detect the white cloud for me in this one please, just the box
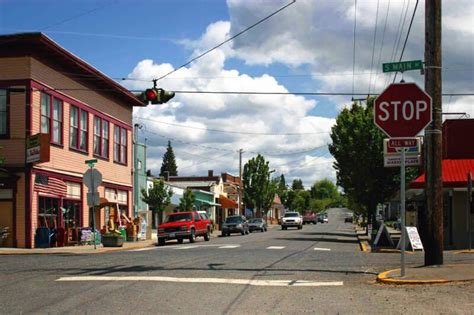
[127,0,472,188]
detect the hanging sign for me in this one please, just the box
[26,133,50,164]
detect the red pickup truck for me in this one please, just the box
[157,211,212,246]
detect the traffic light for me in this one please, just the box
[138,88,175,105]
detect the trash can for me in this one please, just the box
[35,227,51,248]
[119,227,127,242]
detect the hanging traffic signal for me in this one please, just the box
[138,88,175,105]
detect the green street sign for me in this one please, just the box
[383,60,423,73]
[85,159,98,168]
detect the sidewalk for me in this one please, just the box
[377,262,474,284]
[0,229,224,255]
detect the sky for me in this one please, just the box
[1,0,473,189]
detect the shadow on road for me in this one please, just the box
[299,232,357,238]
[273,237,359,244]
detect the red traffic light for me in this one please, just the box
[145,89,158,101]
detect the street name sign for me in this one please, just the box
[383,60,423,73]
[374,83,432,138]
[388,138,418,148]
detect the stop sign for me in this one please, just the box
[374,83,432,137]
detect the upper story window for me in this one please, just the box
[40,92,63,145]
[113,125,127,164]
[93,116,109,159]
[70,106,88,152]
[0,89,8,137]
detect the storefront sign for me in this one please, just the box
[26,134,50,164]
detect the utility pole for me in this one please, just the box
[424,0,443,266]
[239,149,243,215]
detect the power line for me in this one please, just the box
[372,0,391,93]
[134,116,330,136]
[154,0,296,82]
[352,0,357,100]
[393,0,420,83]
[368,0,381,95]
[385,0,408,87]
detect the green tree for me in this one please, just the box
[178,189,195,212]
[328,98,399,228]
[141,179,173,226]
[243,154,275,218]
[160,140,178,178]
[310,179,339,200]
[291,178,304,190]
[291,190,311,213]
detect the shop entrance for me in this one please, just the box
[0,201,14,247]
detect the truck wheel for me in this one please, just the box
[241,230,245,235]
[204,229,210,241]
[189,229,196,243]
[177,238,183,244]
[158,238,165,246]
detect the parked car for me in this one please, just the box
[281,212,303,230]
[248,218,267,232]
[221,215,249,236]
[197,210,214,233]
[157,211,212,246]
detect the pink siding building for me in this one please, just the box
[0,33,144,248]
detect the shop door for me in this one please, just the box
[0,201,14,247]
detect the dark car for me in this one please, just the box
[317,213,328,223]
[344,216,353,223]
[221,215,249,236]
[248,218,267,232]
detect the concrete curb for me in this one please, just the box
[453,250,474,254]
[376,268,474,285]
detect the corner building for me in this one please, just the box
[0,33,144,248]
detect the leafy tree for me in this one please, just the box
[160,140,178,178]
[141,179,173,226]
[243,154,275,218]
[310,179,339,200]
[310,198,331,212]
[328,98,399,228]
[178,189,195,212]
[273,174,288,206]
[291,178,304,190]
[291,190,311,213]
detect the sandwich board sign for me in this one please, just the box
[373,224,394,248]
[397,226,424,251]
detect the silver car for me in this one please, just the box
[248,218,268,232]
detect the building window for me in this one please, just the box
[114,126,127,164]
[70,106,88,152]
[93,116,109,159]
[0,89,7,137]
[41,93,63,145]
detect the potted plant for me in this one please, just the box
[101,230,124,247]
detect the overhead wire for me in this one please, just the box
[372,0,391,93]
[153,0,296,82]
[385,0,408,87]
[393,0,420,83]
[368,0,381,96]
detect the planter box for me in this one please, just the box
[101,235,124,247]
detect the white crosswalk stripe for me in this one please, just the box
[218,245,240,249]
[314,247,331,251]
[266,246,285,249]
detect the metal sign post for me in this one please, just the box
[468,172,472,251]
[400,148,406,277]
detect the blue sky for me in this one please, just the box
[1,0,473,188]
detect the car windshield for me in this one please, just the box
[225,216,242,223]
[249,219,262,223]
[165,213,192,223]
[284,213,299,217]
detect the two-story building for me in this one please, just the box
[0,33,144,248]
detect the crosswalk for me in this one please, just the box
[129,244,332,252]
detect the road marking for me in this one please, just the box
[174,245,200,250]
[218,245,240,249]
[267,246,285,249]
[56,276,343,287]
[314,247,331,251]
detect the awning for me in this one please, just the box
[195,198,221,206]
[410,159,474,189]
[219,195,238,209]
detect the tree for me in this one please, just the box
[328,98,399,229]
[160,140,178,178]
[243,154,275,218]
[310,179,339,200]
[141,179,173,226]
[291,190,311,213]
[178,189,195,212]
[291,178,304,190]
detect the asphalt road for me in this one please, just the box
[1,208,472,314]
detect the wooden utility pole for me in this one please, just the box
[239,149,243,215]
[424,0,443,266]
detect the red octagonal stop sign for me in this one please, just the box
[374,83,432,137]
